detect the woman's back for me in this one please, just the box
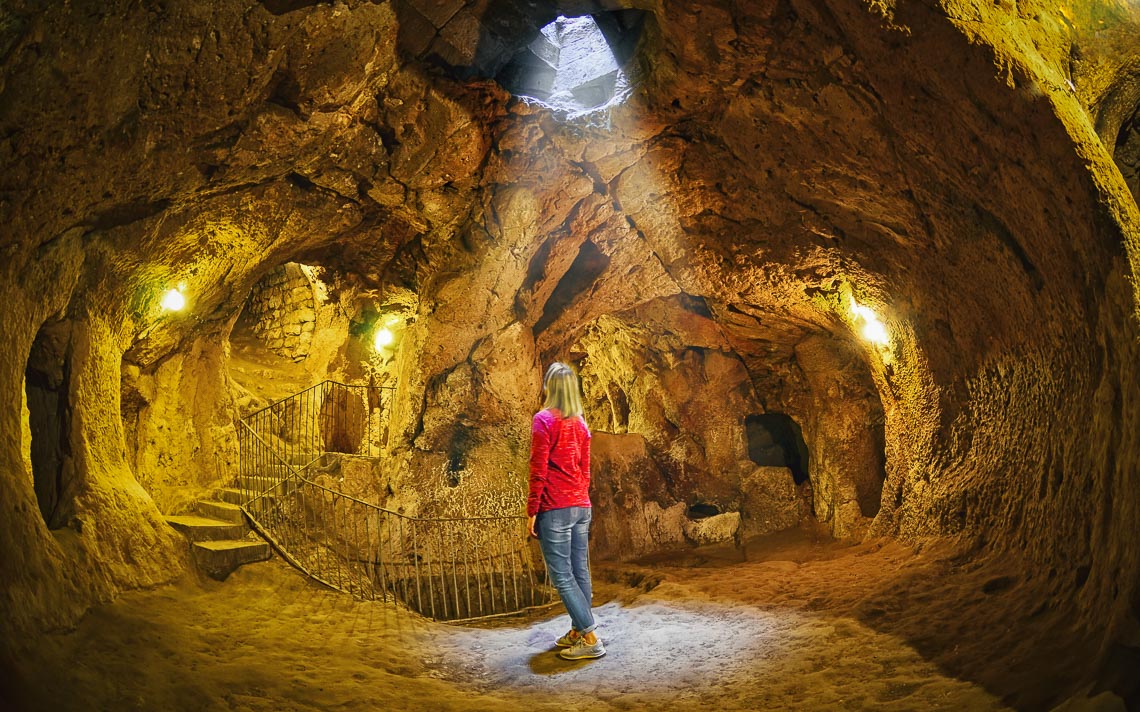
[528,408,591,515]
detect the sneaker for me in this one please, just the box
[558,637,605,660]
[555,630,580,648]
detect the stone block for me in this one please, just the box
[405,0,464,29]
[527,33,560,68]
[739,466,805,538]
[191,539,271,581]
[682,511,741,545]
[429,10,481,67]
[582,431,687,561]
[430,9,508,76]
[501,57,557,99]
[569,71,617,109]
[552,18,619,88]
[196,500,245,524]
[165,515,247,542]
[394,2,437,57]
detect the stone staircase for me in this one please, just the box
[165,481,273,580]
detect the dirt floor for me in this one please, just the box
[4,527,1089,711]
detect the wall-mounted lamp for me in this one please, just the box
[374,327,395,349]
[160,285,187,312]
[849,296,889,347]
[373,315,404,351]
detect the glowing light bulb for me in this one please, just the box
[374,327,394,349]
[862,320,889,346]
[160,288,186,312]
[849,296,890,347]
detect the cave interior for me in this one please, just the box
[3,0,1140,709]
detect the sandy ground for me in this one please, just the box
[5,528,1085,711]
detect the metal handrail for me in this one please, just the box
[237,420,318,500]
[233,380,555,621]
[266,466,532,524]
[242,379,387,421]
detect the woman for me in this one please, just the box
[527,362,604,660]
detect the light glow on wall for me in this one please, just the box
[374,327,395,349]
[849,296,890,347]
[160,286,187,312]
[373,316,403,351]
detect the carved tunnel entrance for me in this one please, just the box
[232,262,320,364]
[744,413,810,485]
[24,320,73,529]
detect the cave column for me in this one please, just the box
[794,333,888,539]
[0,231,84,637]
[61,307,186,573]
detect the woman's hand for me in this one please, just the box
[528,515,538,539]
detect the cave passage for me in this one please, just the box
[745,413,809,485]
[24,321,72,530]
[232,262,319,363]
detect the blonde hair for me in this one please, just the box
[543,362,584,419]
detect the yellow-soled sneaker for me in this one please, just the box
[558,638,605,660]
[556,630,580,648]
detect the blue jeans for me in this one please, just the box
[536,506,596,634]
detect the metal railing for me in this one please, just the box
[234,381,555,621]
[239,380,391,465]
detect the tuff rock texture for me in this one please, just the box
[2,0,1140,706]
[238,262,320,361]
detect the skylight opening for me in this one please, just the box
[497,11,645,123]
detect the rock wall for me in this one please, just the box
[122,334,239,516]
[794,333,886,539]
[576,311,759,506]
[2,233,189,644]
[240,263,318,362]
[589,431,687,560]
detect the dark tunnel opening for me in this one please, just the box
[744,413,810,486]
[1113,105,1140,205]
[534,239,610,334]
[24,321,73,530]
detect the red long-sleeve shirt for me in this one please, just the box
[527,409,591,517]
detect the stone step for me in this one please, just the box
[165,515,247,542]
[256,462,299,476]
[196,499,245,524]
[236,474,298,492]
[191,539,272,580]
[216,487,283,507]
[215,487,246,505]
